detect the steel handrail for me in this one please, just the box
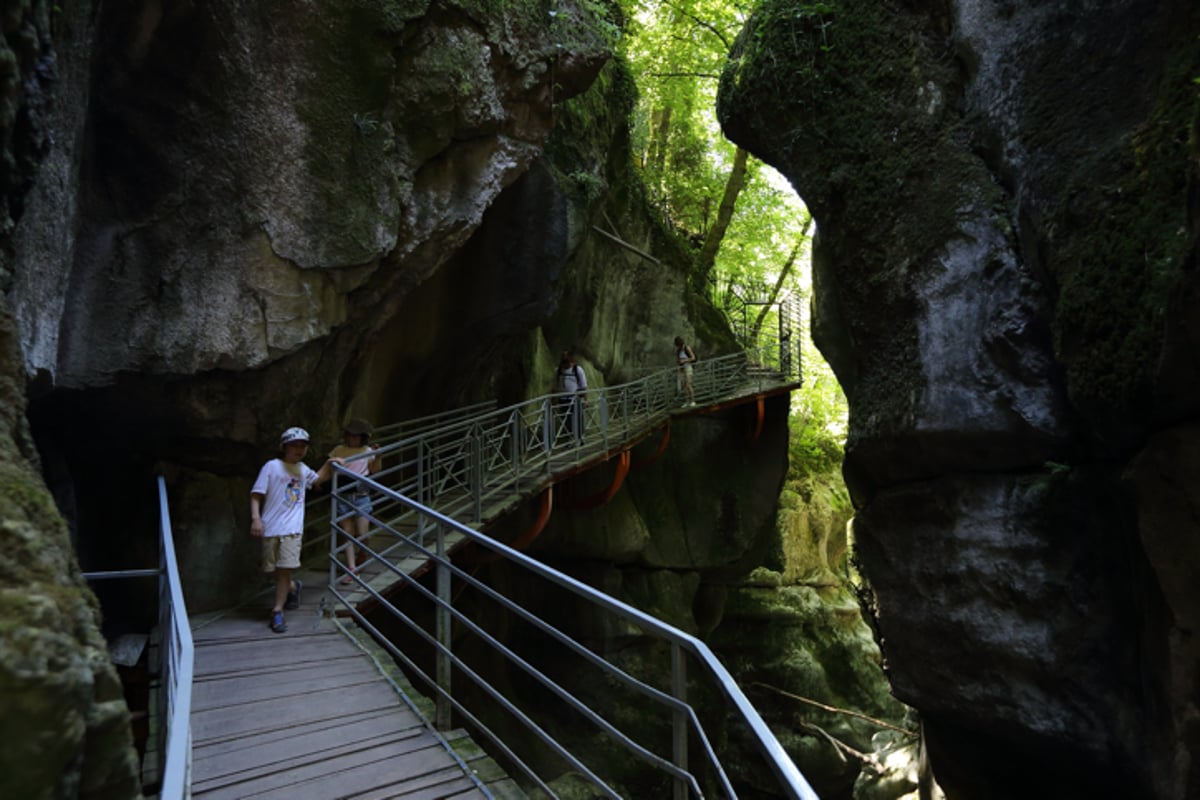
[156,476,194,800]
[82,478,194,799]
[319,349,792,583]
[371,350,772,485]
[328,469,819,800]
[313,348,787,567]
[372,400,498,444]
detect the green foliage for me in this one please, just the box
[621,0,847,488]
[622,0,751,233]
[788,360,848,486]
[1050,43,1200,429]
[621,0,813,297]
[567,169,606,199]
[352,111,380,136]
[554,0,625,52]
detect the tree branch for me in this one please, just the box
[664,0,733,50]
[751,681,919,738]
[749,214,813,341]
[648,70,723,80]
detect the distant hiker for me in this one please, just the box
[555,349,588,444]
[675,336,697,407]
[328,419,381,584]
[250,426,339,633]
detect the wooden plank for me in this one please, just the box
[196,738,477,800]
[192,707,405,766]
[189,609,491,799]
[192,660,381,707]
[109,633,148,666]
[192,680,412,744]
[256,750,481,800]
[193,726,424,793]
[342,765,483,800]
[194,651,371,687]
[194,631,362,676]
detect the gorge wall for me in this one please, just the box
[719,1,1200,799]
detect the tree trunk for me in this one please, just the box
[693,145,749,289]
[749,214,813,342]
[649,107,671,173]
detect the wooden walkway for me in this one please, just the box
[189,602,504,800]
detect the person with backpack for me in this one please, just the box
[675,336,697,407]
[555,349,587,444]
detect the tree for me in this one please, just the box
[622,0,847,444]
[694,144,749,288]
[750,212,812,342]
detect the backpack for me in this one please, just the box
[556,364,583,393]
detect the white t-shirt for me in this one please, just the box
[251,458,319,537]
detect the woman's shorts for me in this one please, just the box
[262,533,302,572]
[336,493,374,519]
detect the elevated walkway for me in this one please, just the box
[133,347,817,799]
[189,605,504,799]
[186,582,516,800]
[309,350,800,607]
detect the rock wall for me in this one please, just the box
[0,0,609,792]
[8,0,611,611]
[1,4,141,797]
[719,1,1200,798]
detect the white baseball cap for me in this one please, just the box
[279,426,310,446]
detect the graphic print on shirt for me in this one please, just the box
[285,477,303,508]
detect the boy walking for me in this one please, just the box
[250,426,339,633]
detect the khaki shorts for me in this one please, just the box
[262,533,302,572]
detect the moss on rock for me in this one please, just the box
[1049,42,1200,436]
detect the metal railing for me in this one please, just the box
[318,349,790,554]
[83,476,193,799]
[372,400,499,447]
[304,400,499,558]
[708,280,803,384]
[156,476,195,800]
[328,470,820,800]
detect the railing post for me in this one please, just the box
[416,439,427,547]
[329,472,340,584]
[542,397,553,469]
[511,411,522,491]
[156,518,170,789]
[435,519,452,731]
[672,641,688,800]
[621,386,629,437]
[598,389,607,449]
[471,424,483,523]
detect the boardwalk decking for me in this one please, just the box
[189,605,496,800]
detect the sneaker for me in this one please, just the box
[284,579,302,610]
[269,611,288,633]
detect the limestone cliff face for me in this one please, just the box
[1,4,141,798]
[12,0,609,387]
[9,0,611,611]
[719,1,1200,798]
[0,0,611,793]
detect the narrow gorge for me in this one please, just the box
[1,2,1197,799]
